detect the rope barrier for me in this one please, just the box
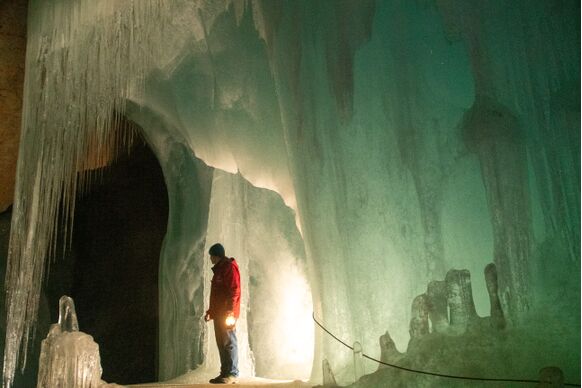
[312,312,581,387]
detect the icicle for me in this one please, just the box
[3,1,173,385]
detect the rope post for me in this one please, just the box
[353,341,364,383]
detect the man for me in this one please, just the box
[205,243,241,384]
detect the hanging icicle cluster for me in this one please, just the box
[2,1,173,386]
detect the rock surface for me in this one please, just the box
[0,0,27,212]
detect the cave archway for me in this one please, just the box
[45,138,168,384]
[123,102,315,383]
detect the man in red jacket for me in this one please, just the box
[205,243,241,384]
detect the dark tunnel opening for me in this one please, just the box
[45,139,168,384]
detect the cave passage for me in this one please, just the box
[46,141,168,384]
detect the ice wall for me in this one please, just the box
[4,0,579,386]
[202,170,313,380]
[125,101,215,380]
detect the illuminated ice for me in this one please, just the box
[37,297,102,388]
[355,265,578,387]
[2,0,579,386]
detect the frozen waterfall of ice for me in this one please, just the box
[3,0,579,386]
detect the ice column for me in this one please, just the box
[437,0,534,320]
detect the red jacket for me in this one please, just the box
[207,257,241,319]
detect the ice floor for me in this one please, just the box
[128,377,311,388]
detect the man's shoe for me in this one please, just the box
[209,375,238,384]
[209,375,223,384]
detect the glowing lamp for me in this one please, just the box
[225,315,236,327]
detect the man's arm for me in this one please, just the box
[224,262,241,314]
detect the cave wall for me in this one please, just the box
[0,0,27,212]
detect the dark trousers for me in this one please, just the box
[213,319,239,377]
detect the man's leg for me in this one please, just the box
[213,319,239,377]
[223,328,239,377]
[213,320,228,376]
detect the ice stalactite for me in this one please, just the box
[437,0,580,320]
[518,0,580,278]
[3,1,255,384]
[380,0,468,282]
[3,1,173,385]
[515,0,581,259]
[461,93,531,322]
[258,2,380,381]
[468,100,532,321]
[437,0,534,321]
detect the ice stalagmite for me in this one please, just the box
[484,263,505,329]
[352,265,577,387]
[37,296,102,388]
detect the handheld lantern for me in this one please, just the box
[225,315,236,327]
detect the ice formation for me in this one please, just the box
[3,0,579,386]
[347,264,578,387]
[37,296,101,388]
